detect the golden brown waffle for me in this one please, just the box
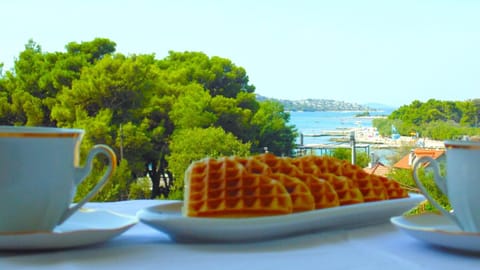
[184,157,293,217]
[338,162,388,202]
[233,156,272,175]
[293,172,340,209]
[252,153,278,168]
[337,161,407,200]
[236,156,315,213]
[375,175,409,199]
[352,174,388,202]
[183,153,410,218]
[253,154,340,209]
[253,153,299,176]
[293,155,345,175]
[315,172,364,205]
[290,155,317,174]
[269,173,315,212]
[294,155,393,202]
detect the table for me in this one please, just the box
[1,200,479,269]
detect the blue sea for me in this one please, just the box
[287,110,395,163]
[288,111,390,144]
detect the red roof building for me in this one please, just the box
[393,149,445,170]
[363,162,391,177]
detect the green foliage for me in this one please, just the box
[166,127,251,200]
[0,39,116,127]
[330,148,369,168]
[387,165,451,215]
[169,85,217,129]
[0,39,297,201]
[158,51,255,97]
[379,99,480,140]
[128,177,152,199]
[75,157,131,202]
[251,100,297,155]
[116,121,155,173]
[65,38,116,64]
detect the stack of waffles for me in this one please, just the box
[183,154,409,218]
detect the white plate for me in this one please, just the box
[137,193,424,242]
[0,208,138,251]
[391,213,480,252]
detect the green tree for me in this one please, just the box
[376,99,480,140]
[51,52,173,199]
[65,38,116,64]
[169,85,217,129]
[0,38,117,127]
[251,100,297,155]
[166,127,251,199]
[209,94,254,142]
[330,148,369,168]
[157,51,255,97]
[457,100,478,126]
[0,39,299,201]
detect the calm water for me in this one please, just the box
[287,110,394,163]
[288,111,389,145]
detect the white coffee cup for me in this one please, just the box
[0,126,117,233]
[413,140,480,233]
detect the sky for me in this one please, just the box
[2,0,480,107]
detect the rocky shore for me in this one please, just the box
[324,127,445,149]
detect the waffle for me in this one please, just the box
[352,175,388,202]
[253,154,339,209]
[333,159,407,200]
[292,155,345,175]
[315,172,364,205]
[269,173,315,212]
[290,155,318,175]
[293,172,340,209]
[235,156,315,212]
[253,153,279,168]
[233,156,272,175]
[338,162,388,202]
[184,157,293,217]
[291,156,358,205]
[294,155,394,202]
[183,153,410,218]
[375,175,409,199]
[253,153,299,175]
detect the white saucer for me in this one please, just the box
[391,213,480,252]
[138,193,424,242]
[0,208,138,251]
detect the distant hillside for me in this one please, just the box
[256,95,373,112]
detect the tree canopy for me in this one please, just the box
[373,99,480,140]
[0,38,297,200]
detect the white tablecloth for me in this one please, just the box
[1,200,479,270]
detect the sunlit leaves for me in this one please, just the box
[169,85,217,129]
[251,100,297,155]
[379,99,480,140]
[66,38,116,64]
[158,51,255,97]
[0,39,297,201]
[166,127,251,199]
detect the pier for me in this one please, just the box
[296,142,371,156]
[296,130,369,165]
[296,128,445,158]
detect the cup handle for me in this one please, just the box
[412,156,462,228]
[58,144,117,224]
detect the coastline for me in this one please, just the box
[300,127,445,149]
[291,111,445,155]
